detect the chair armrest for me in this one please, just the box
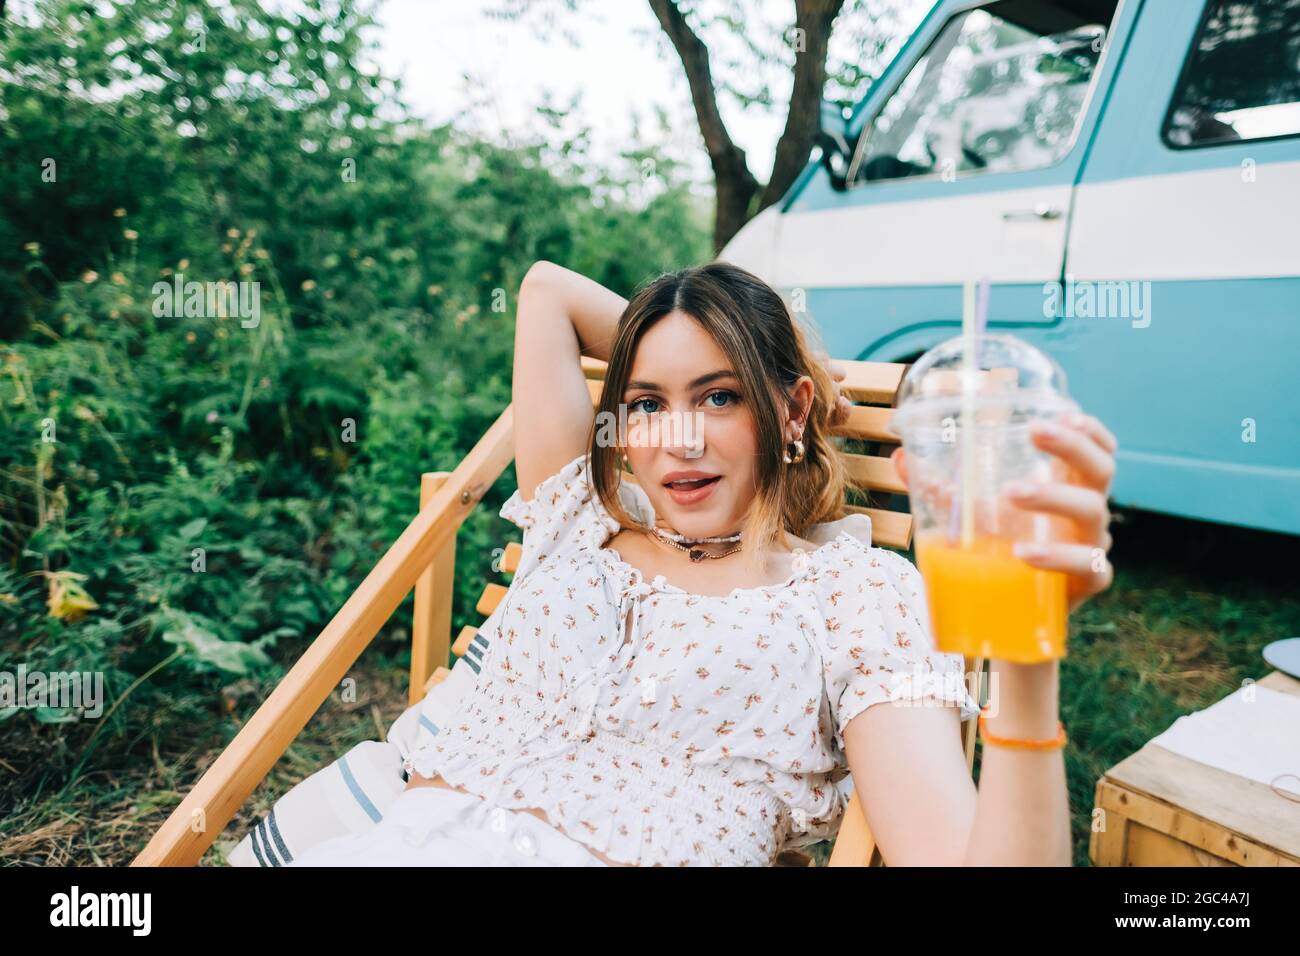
[133,410,517,865]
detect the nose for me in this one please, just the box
[662,410,706,460]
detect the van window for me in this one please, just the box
[1163,0,1300,148]
[848,0,1118,185]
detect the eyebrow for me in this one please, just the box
[624,370,738,392]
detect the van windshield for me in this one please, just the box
[850,0,1119,184]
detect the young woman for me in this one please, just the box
[291,260,1116,868]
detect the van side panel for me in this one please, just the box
[1069,0,1300,535]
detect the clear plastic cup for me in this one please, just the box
[889,333,1078,664]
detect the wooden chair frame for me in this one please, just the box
[133,356,981,867]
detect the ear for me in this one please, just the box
[787,375,815,433]
[890,446,910,488]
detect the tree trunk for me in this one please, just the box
[649,0,844,254]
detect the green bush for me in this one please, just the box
[0,0,710,801]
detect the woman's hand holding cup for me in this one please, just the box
[892,409,1118,614]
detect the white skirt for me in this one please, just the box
[286,784,611,867]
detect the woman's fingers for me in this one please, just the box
[1063,410,1118,455]
[833,395,852,425]
[891,446,910,488]
[1012,541,1114,595]
[813,351,850,424]
[1003,481,1111,546]
[812,350,847,381]
[1030,419,1116,492]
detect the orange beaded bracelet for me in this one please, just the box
[978,706,1067,751]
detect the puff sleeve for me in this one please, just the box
[498,451,613,583]
[814,544,982,754]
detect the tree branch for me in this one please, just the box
[760,0,845,213]
[646,0,759,251]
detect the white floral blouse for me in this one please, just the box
[404,451,980,867]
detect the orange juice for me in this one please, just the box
[914,530,1068,663]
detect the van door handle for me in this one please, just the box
[1002,203,1062,221]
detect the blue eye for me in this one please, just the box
[629,398,660,415]
[629,391,737,414]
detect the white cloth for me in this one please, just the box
[1149,684,1300,794]
[404,451,979,867]
[227,656,484,867]
[286,785,608,867]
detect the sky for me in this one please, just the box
[11,0,930,194]
[372,0,930,190]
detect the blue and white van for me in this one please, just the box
[722,0,1300,536]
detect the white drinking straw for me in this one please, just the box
[960,281,977,547]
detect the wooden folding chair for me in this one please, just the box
[133,356,982,867]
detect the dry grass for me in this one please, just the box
[0,642,411,867]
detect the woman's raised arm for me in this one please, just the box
[512,261,628,499]
[842,411,1117,865]
[842,660,1070,866]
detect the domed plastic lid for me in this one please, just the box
[890,333,1075,437]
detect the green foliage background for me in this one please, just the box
[0,0,710,838]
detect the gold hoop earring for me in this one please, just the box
[782,439,805,464]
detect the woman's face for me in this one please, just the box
[619,310,808,538]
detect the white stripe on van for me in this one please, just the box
[770,183,1073,287]
[1067,160,1300,281]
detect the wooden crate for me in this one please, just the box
[1090,670,1300,867]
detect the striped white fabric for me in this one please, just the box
[227,653,481,867]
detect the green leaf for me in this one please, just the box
[35,706,82,724]
[159,610,272,676]
[178,518,208,540]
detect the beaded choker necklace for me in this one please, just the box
[650,526,743,562]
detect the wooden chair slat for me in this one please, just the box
[838,361,907,405]
[833,405,897,442]
[423,665,452,696]
[842,452,906,495]
[452,625,477,659]
[502,541,523,574]
[826,792,883,867]
[475,582,508,617]
[848,505,913,551]
[917,366,1017,395]
[410,472,456,706]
